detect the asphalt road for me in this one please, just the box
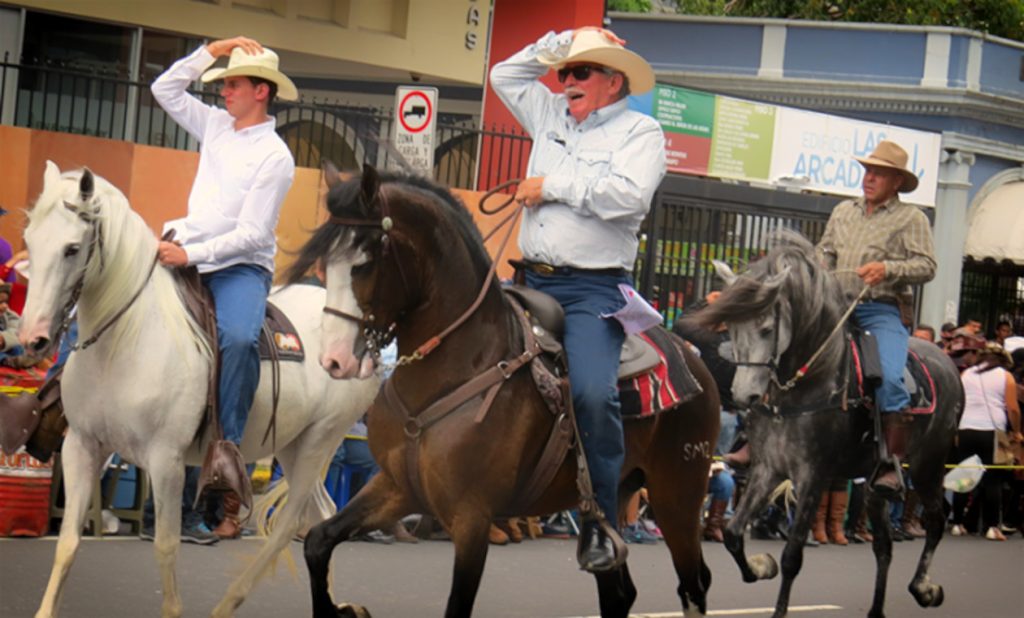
[1,533,1020,617]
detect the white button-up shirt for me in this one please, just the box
[152,46,295,274]
[490,31,667,270]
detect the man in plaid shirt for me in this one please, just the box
[816,140,936,498]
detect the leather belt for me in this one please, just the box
[522,260,626,278]
[859,297,899,307]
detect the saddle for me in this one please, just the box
[172,266,307,511]
[848,330,936,415]
[504,284,701,417]
[0,367,65,462]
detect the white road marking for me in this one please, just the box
[566,605,843,618]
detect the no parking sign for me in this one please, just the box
[393,86,438,177]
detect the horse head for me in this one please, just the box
[19,162,106,354]
[704,259,793,408]
[696,231,845,408]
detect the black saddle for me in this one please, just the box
[849,329,936,414]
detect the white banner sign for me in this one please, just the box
[769,108,942,206]
[393,86,438,178]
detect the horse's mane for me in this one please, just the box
[27,169,211,363]
[287,171,492,285]
[695,230,846,361]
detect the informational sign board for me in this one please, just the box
[393,86,438,178]
[631,84,941,206]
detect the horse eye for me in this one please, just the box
[352,262,374,276]
[64,244,81,258]
[759,326,774,337]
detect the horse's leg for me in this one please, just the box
[866,491,895,618]
[441,511,493,618]
[304,473,409,618]
[723,463,783,584]
[594,564,639,618]
[770,482,824,618]
[147,451,187,618]
[906,473,946,608]
[35,433,108,618]
[212,435,338,618]
[647,463,709,616]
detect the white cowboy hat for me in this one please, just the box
[538,30,655,95]
[201,47,298,101]
[853,140,919,193]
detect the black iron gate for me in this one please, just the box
[959,260,1024,335]
[635,174,838,329]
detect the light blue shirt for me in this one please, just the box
[490,31,667,270]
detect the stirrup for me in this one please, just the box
[869,457,905,499]
[575,512,628,574]
[196,440,252,517]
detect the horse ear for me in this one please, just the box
[360,164,380,212]
[44,160,61,190]
[79,168,95,203]
[322,160,342,189]
[712,260,738,286]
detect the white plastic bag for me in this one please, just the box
[943,454,985,493]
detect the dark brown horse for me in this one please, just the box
[287,165,720,618]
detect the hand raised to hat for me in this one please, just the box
[206,36,264,59]
[573,27,626,46]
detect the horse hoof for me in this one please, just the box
[747,553,779,580]
[336,604,372,618]
[910,582,944,608]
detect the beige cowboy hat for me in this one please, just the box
[538,30,655,95]
[201,47,298,101]
[853,140,919,193]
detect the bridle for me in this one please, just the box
[53,198,159,354]
[732,283,870,398]
[321,179,524,368]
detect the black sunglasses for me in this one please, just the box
[557,64,611,83]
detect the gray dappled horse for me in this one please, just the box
[693,231,962,618]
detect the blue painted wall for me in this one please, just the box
[947,35,971,87]
[783,28,926,84]
[981,40,1024,98]
[969,155,1019,204]
[612,19,762,76]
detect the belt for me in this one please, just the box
[521,261,627,278]
[859,297,899,307]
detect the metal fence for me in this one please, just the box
[0,55,531,190]
[959,261,1024,335]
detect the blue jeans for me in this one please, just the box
[709,468,735,502]
[854,302,910,413]
[525,269,629,525]
[202,264,272,444]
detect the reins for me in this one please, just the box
[72,252,160,352]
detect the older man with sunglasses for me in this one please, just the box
[490,28,666,573]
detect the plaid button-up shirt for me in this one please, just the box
[816,196,936,302]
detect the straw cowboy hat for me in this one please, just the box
[538,30,655,95]
[854,140,919,193]
[201,47,298,101]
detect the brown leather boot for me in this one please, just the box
[197,440,252,515]
[854,509,874,543]
[212,491,243,540]
[488,523,509,545]
[702,499,728,542]
[872,413,910,498]
[827,490,850,545]
[391,521,418,544]
[902,490,926,538]
[812,493,829,544]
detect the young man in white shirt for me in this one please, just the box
[151,37,297,529]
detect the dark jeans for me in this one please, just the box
[952,429,1002,531]
[525,269,629,525]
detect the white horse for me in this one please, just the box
[18,162,380,618]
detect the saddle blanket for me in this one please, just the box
[619,327,702,419]
[848,339,936,415]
